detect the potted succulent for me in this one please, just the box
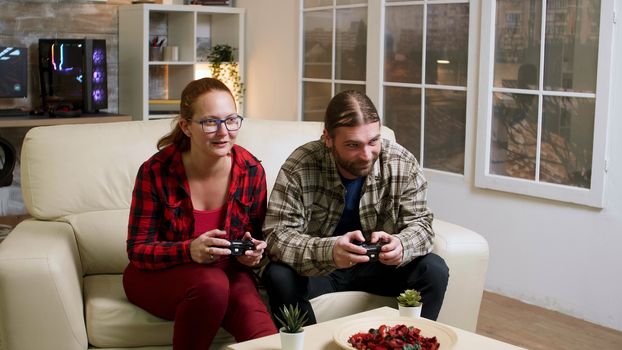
[397,289,423,318]
[206,44,244,105]
[276,304,308,350]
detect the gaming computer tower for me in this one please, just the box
[38,38,108,116]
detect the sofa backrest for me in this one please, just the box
[20,118,395,275]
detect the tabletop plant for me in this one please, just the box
[397,289,422,307]
[276,303,309,333]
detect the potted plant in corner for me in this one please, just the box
[276,304,308,350]
[397,289,423,318]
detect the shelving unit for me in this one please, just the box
[119,4,245,121]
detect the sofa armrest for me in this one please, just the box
[0,220,87,350]
[432,219,489,332]
[308,220,489,332]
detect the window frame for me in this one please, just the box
[474,0,615,208]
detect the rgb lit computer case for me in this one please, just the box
[38,38,107,114]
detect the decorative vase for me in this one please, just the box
[398,304,423,318]
[279,328,305,350]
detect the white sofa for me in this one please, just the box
[0,118,489,350]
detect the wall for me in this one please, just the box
[239,0,622,332]
[427,0,622,332]
[236,0,299,121]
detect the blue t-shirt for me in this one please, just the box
[333,176,364,236]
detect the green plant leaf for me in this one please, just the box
[276,304,308,333]
[396,289,422,307]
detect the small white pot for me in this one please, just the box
[398,304,423,318]
[279,328,305,350]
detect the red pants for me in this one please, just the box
[123,261,277,349]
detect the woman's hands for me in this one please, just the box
[235,231,266,267]
[190,229,230,264]
[190,230,266,267]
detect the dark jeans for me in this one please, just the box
[262,253,449,326]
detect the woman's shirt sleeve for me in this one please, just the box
[126,161,192,270]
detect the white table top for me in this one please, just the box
[226,306,526,350]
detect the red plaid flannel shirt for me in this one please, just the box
[127,144,267,270]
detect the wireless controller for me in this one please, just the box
[352,240,387,262]
[229,239,255,256]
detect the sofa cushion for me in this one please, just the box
[65,210,130,275]
[20,118,393,220]
[309,291,395,323]
[21,120,171,220]
[84,274,234,348]
[84,274,397,348]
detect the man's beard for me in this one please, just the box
[332,147,378,177]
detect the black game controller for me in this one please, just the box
[229,239,256,256]
[352,240,387,262]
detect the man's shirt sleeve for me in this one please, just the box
[263,165,338,276]
[394,160,435,265]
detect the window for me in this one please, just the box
[299,0,612,206]
[475,0,614,207]
[383,0,470,174]
[301,0,368,121]
[299,0,472,175]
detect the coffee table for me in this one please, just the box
[226,306,526,350]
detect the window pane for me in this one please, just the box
[303,82,332,121]
[335,83,365,94]
[540,96,594,188]
[426,3,469,86]
[424,89,466,173]
[543,0,600,93]
[494,0,542,89]
[304,0,332,8]
[490,91,538,180]
[384,86,422,160]
[335,7,367,81]
[385,5,423,84]
[304,10,333,79]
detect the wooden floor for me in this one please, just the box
[476,291,622,350]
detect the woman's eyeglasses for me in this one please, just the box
[193,114,244,133]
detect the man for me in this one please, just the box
[262,90,449,325]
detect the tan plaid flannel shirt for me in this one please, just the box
[263,138,434,276]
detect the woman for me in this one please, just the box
[123,78,277,349]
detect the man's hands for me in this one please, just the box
[332,230,403,268]
[370,231,403,266]
[333,231,369,269]
[190,230,266,267]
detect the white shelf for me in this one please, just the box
[119,4,245,121]
[148,61,195,65]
